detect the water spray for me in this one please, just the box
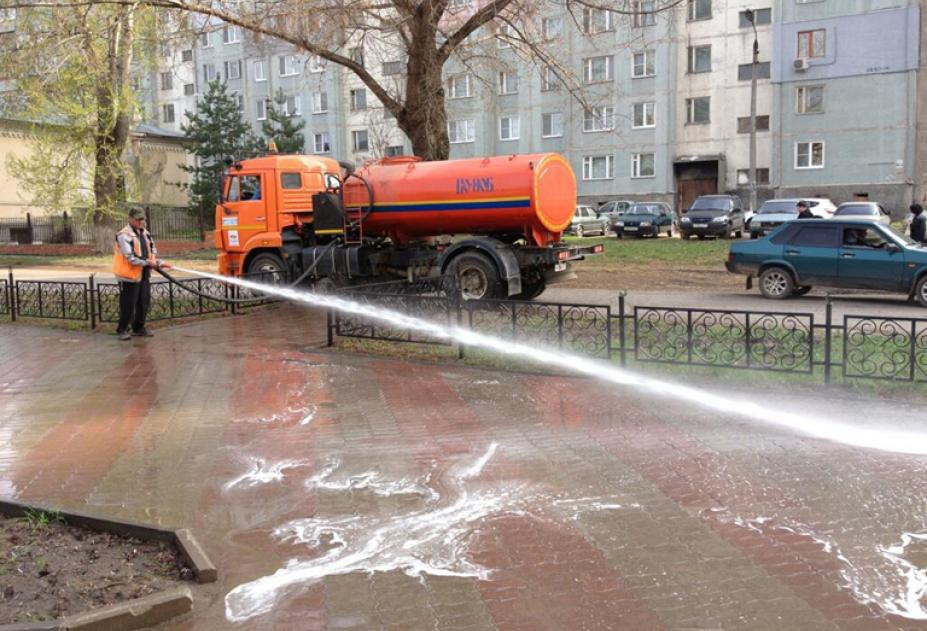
[173,266,927,456]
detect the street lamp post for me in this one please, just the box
[744,9,759,214]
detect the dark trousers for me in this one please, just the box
[117,277,150,334]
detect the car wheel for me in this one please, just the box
[915,275,927,307]
[682,234,691,240]
[667,227,673,238]
[793,285,812,297]
[576,225,585,237]
[697,235,706,240]
[759,267,795,300]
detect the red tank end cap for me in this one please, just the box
[534,156,577,232]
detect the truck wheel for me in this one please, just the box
[759,267,794,300]
[450,252,503,301]
[247,252,286,284]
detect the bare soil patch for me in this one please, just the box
[0,513,192,625]
[561,263,741,292]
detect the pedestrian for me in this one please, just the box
[910,203,926,244]
[796,200,815,219]
[112,207,171,341]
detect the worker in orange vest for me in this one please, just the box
[112,207,171,340]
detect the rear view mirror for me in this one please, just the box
[886,243,901,253]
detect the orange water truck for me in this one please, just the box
[215,152,602,299]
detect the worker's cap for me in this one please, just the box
[128,207,146,220]
[796,200,808,208]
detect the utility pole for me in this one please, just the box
[745,9,759,214]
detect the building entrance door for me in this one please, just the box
[674,159,721,212]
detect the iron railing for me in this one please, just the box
[0,206,201,245]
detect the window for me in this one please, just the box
[632,102,655,129]
[540,66,559,92]
[631,153,655,178]
[313,132,331,153]
[632,50,655,78]
[199,31,212,47]
[582,8,614,34]
[687,45,711,73]
[283,95,300,117]
[583,106,615,132]
[181,49,193,62]
[349,46,364,67]
[499,71,518,94]
[223,25,240,44]
[797,29,825,58]
[583,55,613,83]
[632,0,655,27]
[386,145,404,157]
[796,85,824,114]
[279,55,298,76]
[686,97,710,124]
[254,60,266,81]
[795,141,824,169]
[281,173,302,189]
[542,112,563,138]
[499,116,519,141]
[256,99,268,120]
[687,0,711,21]
[227,175,261,201]
[312,91,328,113]
[737,62,770,80]
[161,104,175,124]
[447,74,471,99]
[737,115,770,133]
[736,168,770,185]
[382,61,403,75]
[350,88,367,110]
[542,16,562,39]
[449,119,475,143]
[582,155,614,180]
[224,60,241,80]
[160,72,173,91]
[203,63,218,82]
[183,83,195,96]
[309,56,325,73]
[352,130,369,152]
[790,226,837,248]
[739,8,771,27]
[497,22,516,48]
[233,92,243,111]
[842,226,887,249]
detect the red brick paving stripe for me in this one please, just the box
[528,375,901,630]
[372,361,666,631]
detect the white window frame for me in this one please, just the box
[447,74,471,99]
[795,141,825,170]
[159,72,172,91]
[583,55,613,83]
[687,0,712,21]
[283,95,301,117]
[254,60,266,82]
[309,56,326,73]
[582,155,614,180]
[499,116,520,141]
[223,25,240,44]
[583,106,615,132]
[448,119,475,144]
[203,63,218,82]
[631,153,655,178]
[313,132,331,154]
[256,99,268,120]
[541,112,563,138]
[199,31,212,48]
[350,88,367,111]
[582,8,614,34]
[352,129,369,153]
[225,60,241,80]
[632,0,656,27]
[498,71,519,94]
[279,55,298,77]
[497,22,516,48]
[686,96,710,124]
[632,102,655,129]
[312,91,328,114]
[796,85,824,114]
[542,16,562,39]
[161,103,175,124]
[632,50,655,78]
[687,45,711,74]
[540,66,559,92]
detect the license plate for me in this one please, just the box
[554,262,566,272]
[694,223,708,228]
[625,227,638,231]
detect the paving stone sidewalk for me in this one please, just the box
[1,306,926,630]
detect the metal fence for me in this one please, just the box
[0,206,202,245]
[329,280,927,384]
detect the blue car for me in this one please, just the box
[725,219,927,306]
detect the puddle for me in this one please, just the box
[224,457,310,491]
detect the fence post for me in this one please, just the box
[26,212,33,244]
[618,292,627,367]
[824,293,832,385]
[8,267,15,322]
[326,309,334,347]
[88,274,96,330]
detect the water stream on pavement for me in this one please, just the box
[173,267,927,622]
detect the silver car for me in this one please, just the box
[570,205,609,237]
[834,202,891,225]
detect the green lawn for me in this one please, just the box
[0,249,220,268]
[563,235,730,267]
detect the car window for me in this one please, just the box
[770,224,801,244]
[835,205,875,216]
[842,226,888,248]
[789,226,838,248]
[758,201,799,214]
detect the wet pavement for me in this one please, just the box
[3,305,927,630]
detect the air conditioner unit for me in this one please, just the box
[793,57,810,71]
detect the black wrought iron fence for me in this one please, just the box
[0,206,201,245]
[0,278,9,316]
[843,315,927,382]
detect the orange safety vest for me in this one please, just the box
[112,225,156,282]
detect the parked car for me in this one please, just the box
[596,199,634,232]
[726,218,927,305]
[570,205,609,237]
[833,202,891,224]
[614,203,675,238]
[747,198,837,238]
[678,194,745,239]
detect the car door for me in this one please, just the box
[837,225,906,290]
[783,224,839,284]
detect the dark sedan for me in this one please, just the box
[726,219,927,305]
[613,203,675,238]
[679,195,745,240]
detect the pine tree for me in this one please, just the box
[261,89,305,154]
[180,80,263,220]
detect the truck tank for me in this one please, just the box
[342,153,576,247]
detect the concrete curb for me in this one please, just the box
[0,500,217,630]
